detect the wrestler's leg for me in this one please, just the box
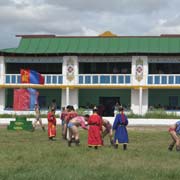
[32,119,38,131]
[72,126,80,146]
[169,130,179,151]
[109,129,114,145]
[102,130,108,138]
[68,127,72,147]
[63,123,67,139]
[39,119,45,131]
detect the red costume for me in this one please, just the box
[47,111,56,138]
[88,114,103,147]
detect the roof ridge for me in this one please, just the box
[16,35,180,38]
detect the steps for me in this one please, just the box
[7,117,33,131]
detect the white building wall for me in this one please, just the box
[131,89,140,114]
[61,89,79,109]
[0,56,5,111]
[142,89,148,114]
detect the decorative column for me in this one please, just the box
[0,56,5,112]
[131,56,148,115]
[139,87,142,115]
[61,56,79,108]
[66,87,69,106]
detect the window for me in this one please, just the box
[169,96,178,109]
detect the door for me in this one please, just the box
[99,97,120,116]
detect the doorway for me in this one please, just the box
[99,97,120,116]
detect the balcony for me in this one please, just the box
[148,74,180,85]
[4,74,180,86]
[78,74,131,84]
[5,74,63,84]
[5,74,131,85]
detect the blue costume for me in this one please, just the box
[113,113,128,144]
[175,121,180,135]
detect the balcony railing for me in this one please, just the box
[147,74,180,85]
[4,74,180,86]
[4,74,131,85]
[5,74,63,84]
[78,74,131,84]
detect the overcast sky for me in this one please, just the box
[0,0,180,49]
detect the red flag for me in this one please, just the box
[13,89,30,110]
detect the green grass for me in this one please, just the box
[0,126,180,180]
[128,109,180,119]
[1,108,180,119]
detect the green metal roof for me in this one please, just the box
[2,35,180,55]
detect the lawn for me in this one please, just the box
[0,126,179,180]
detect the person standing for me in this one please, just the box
[114,102,120,116]
[88,107,103,149]
[47,107,56,141]
[113,106,129,150]
[32,104,45,132]
[168,121,180,151]
[49,99,57,112]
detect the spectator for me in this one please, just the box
[32,104,45,132]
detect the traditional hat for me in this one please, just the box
[93,106,98,112]
[51,107,55,111]
[119,106,124,111]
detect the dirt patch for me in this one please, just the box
[0,124,8,129]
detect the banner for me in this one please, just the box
[13,89,30,110]
[28,88,39,110]
[13,88,39,110]
[20,69,44,84]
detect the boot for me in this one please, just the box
[114,144,118,149]
[94,146,98,150]
[42,126,45,132]
[49,137,56,141]
[168,144,174,151]
[75,139,80,146]
[176,145,180,151]
[68,140,72,147]
[110,140,114,146]
[31,127,35,132]
[168,142,175,151]
[123,144,127,150]
[71,136,75,143]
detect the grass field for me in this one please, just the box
[0,126,180,180]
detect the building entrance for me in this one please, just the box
[99,97,120,116]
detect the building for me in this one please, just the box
[1,32,180,116]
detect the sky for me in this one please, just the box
[0,0,180,49]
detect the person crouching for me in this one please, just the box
[168,121,180,151]
[67,115,89,147]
